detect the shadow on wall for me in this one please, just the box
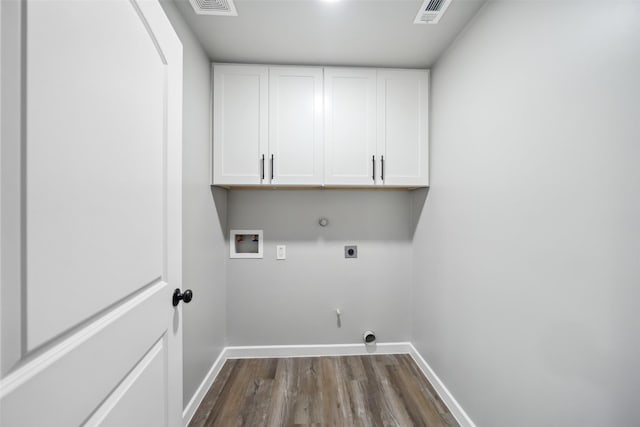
[410,187,430,239]
[210,186,228,237]
[226,189,417,243]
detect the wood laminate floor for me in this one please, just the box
[189,354,459,427]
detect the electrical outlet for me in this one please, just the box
[344,245,357,258]
[276,245,286,260]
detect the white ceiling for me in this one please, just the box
[174,0,487,68]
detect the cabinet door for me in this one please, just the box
[269,66,323,185]
[213,64,268,185]
[324,68,377,186]
[377,69,429,187]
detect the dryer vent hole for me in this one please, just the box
[363,331,376,344]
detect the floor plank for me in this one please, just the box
[189,354,460,427]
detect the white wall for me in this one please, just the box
[412,2,640,426]
[227,190,413,345]
[159,0,228,409]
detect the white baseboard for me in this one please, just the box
[182,348,228,426]
[224,342,412,359]
[408,344,477,427]
[182,342,475,427]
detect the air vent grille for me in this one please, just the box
[414,0,452,24]
[188,0,238,16]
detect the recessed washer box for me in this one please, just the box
[230,230,263,259]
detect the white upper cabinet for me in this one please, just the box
[268,66,324,186]
[377,69,429,187]
[213,64,268,185]
[324,68,378,186]
[212,64,429,188]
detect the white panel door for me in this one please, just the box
[377,69,430,187]
[0,1,184,425]
[269,66,323,186]
[324,68,377,186]
[213,64,268,186]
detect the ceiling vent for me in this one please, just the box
[188,0,238,16]
[414,0,452,24]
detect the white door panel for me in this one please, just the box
[88,334,167,427]
[324,68,377,186]
[1,0,23,375]
[26,0,166,350]
[0,283,168,426]
[269,67,323,185]
[1,0,183,425]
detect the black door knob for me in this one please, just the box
[173,288,193,307]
